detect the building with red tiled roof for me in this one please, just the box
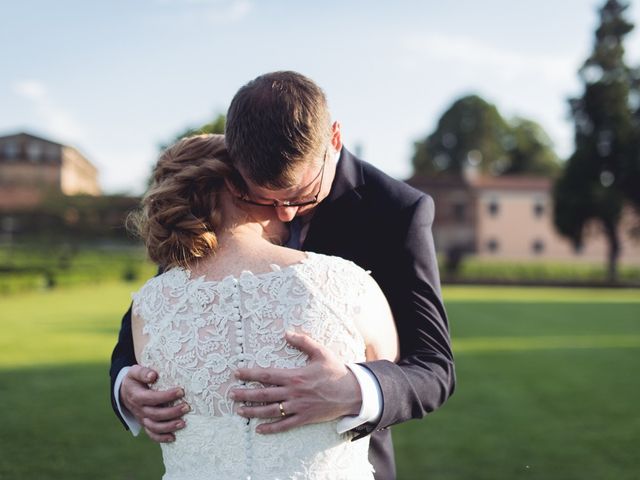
[407,171,640,266]
[0,132,100,210]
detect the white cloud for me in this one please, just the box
[13,79,47,100]
[12,79,87,142]
[396,32,585,159]
[154,0,252,24]
[207,0,251,23]
[399,31,575,85]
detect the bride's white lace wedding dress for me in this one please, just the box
[132,252,377,480]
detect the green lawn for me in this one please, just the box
[0,284,638,479]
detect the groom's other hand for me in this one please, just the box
[121,365,189,443]
[232,331,362,434]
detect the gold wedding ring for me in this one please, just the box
[278,402,287,417]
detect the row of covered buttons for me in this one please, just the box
[231,279,254,472]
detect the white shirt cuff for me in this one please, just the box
[114,366,142,436]
[336,363,383,434]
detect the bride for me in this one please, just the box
[128,134,398,479]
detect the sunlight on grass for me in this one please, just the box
[1,282,638,479]
[0,282,142,368]
[443,286,640,303]
[1,282,638,368]
[454,334,640,353]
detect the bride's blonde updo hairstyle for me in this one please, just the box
[129,134,233,269]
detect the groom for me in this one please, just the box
[110,71,455,479]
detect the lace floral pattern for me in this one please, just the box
[132,252,375,479]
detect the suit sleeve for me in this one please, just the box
[109,303,137,429]
[353,194,455,438]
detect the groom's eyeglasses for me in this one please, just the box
[236,148,327,208]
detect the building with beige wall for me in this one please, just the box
[408,173,640,266]
[0,132,100,210]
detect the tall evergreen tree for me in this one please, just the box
[622,65,640,208]
[554,0,636,282]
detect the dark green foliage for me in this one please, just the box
[1,193,141,246]
[0,246,156,295]
[160,113,226,151]
[506,118,562,176]
[149,113,227,187]
[412,96,560,177]
[622,65,640,208]
[554,0,638,281]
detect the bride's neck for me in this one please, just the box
[217,222,268,246]
[215,192,285,249]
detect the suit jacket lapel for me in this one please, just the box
[324,148,364,204]
[303,148,364,251]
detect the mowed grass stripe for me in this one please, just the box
[443,285,640,302]
[1,283,638,367]
[454,334,640,353]
[0,282,142,368]
[0,282,638,479]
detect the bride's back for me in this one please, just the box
[132,251,377,480]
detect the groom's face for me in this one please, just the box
[238,149,337,223]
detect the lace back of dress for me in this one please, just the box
[132,253,374,480]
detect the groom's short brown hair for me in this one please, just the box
[225,71,331,189]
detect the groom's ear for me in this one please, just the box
[224,177,243,198]
[330,121,342,152]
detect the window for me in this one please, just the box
[487,238,499,253]
[3,142,19,160]
[45,145,59,162]
[453,203,466,223]
[532,239,545,255]
[27,142,43,162]
[488,198,499,217]
[533,197,545,218]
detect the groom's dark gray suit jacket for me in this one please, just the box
[110,148,456,480]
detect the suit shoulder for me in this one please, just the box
[358,158,432,210]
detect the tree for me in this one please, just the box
[412,95,511,175]
[412,95,560,177]
[149,113,227,186]
[160,113,226,150]
[554,0,636,282]
[621,65,640,209]
[505,118,561,176]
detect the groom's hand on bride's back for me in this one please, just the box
[121,365,190,443]
[231,332,362,434]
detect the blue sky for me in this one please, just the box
[2,0,639,194]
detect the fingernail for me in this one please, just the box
[176,388,185,398]
[229,392,236,400]
[181,404,190,413]
[177,421,185,429]
[147,372,155,381]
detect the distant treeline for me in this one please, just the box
[0,193,141,245]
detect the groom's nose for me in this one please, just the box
[274,206,299,222]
